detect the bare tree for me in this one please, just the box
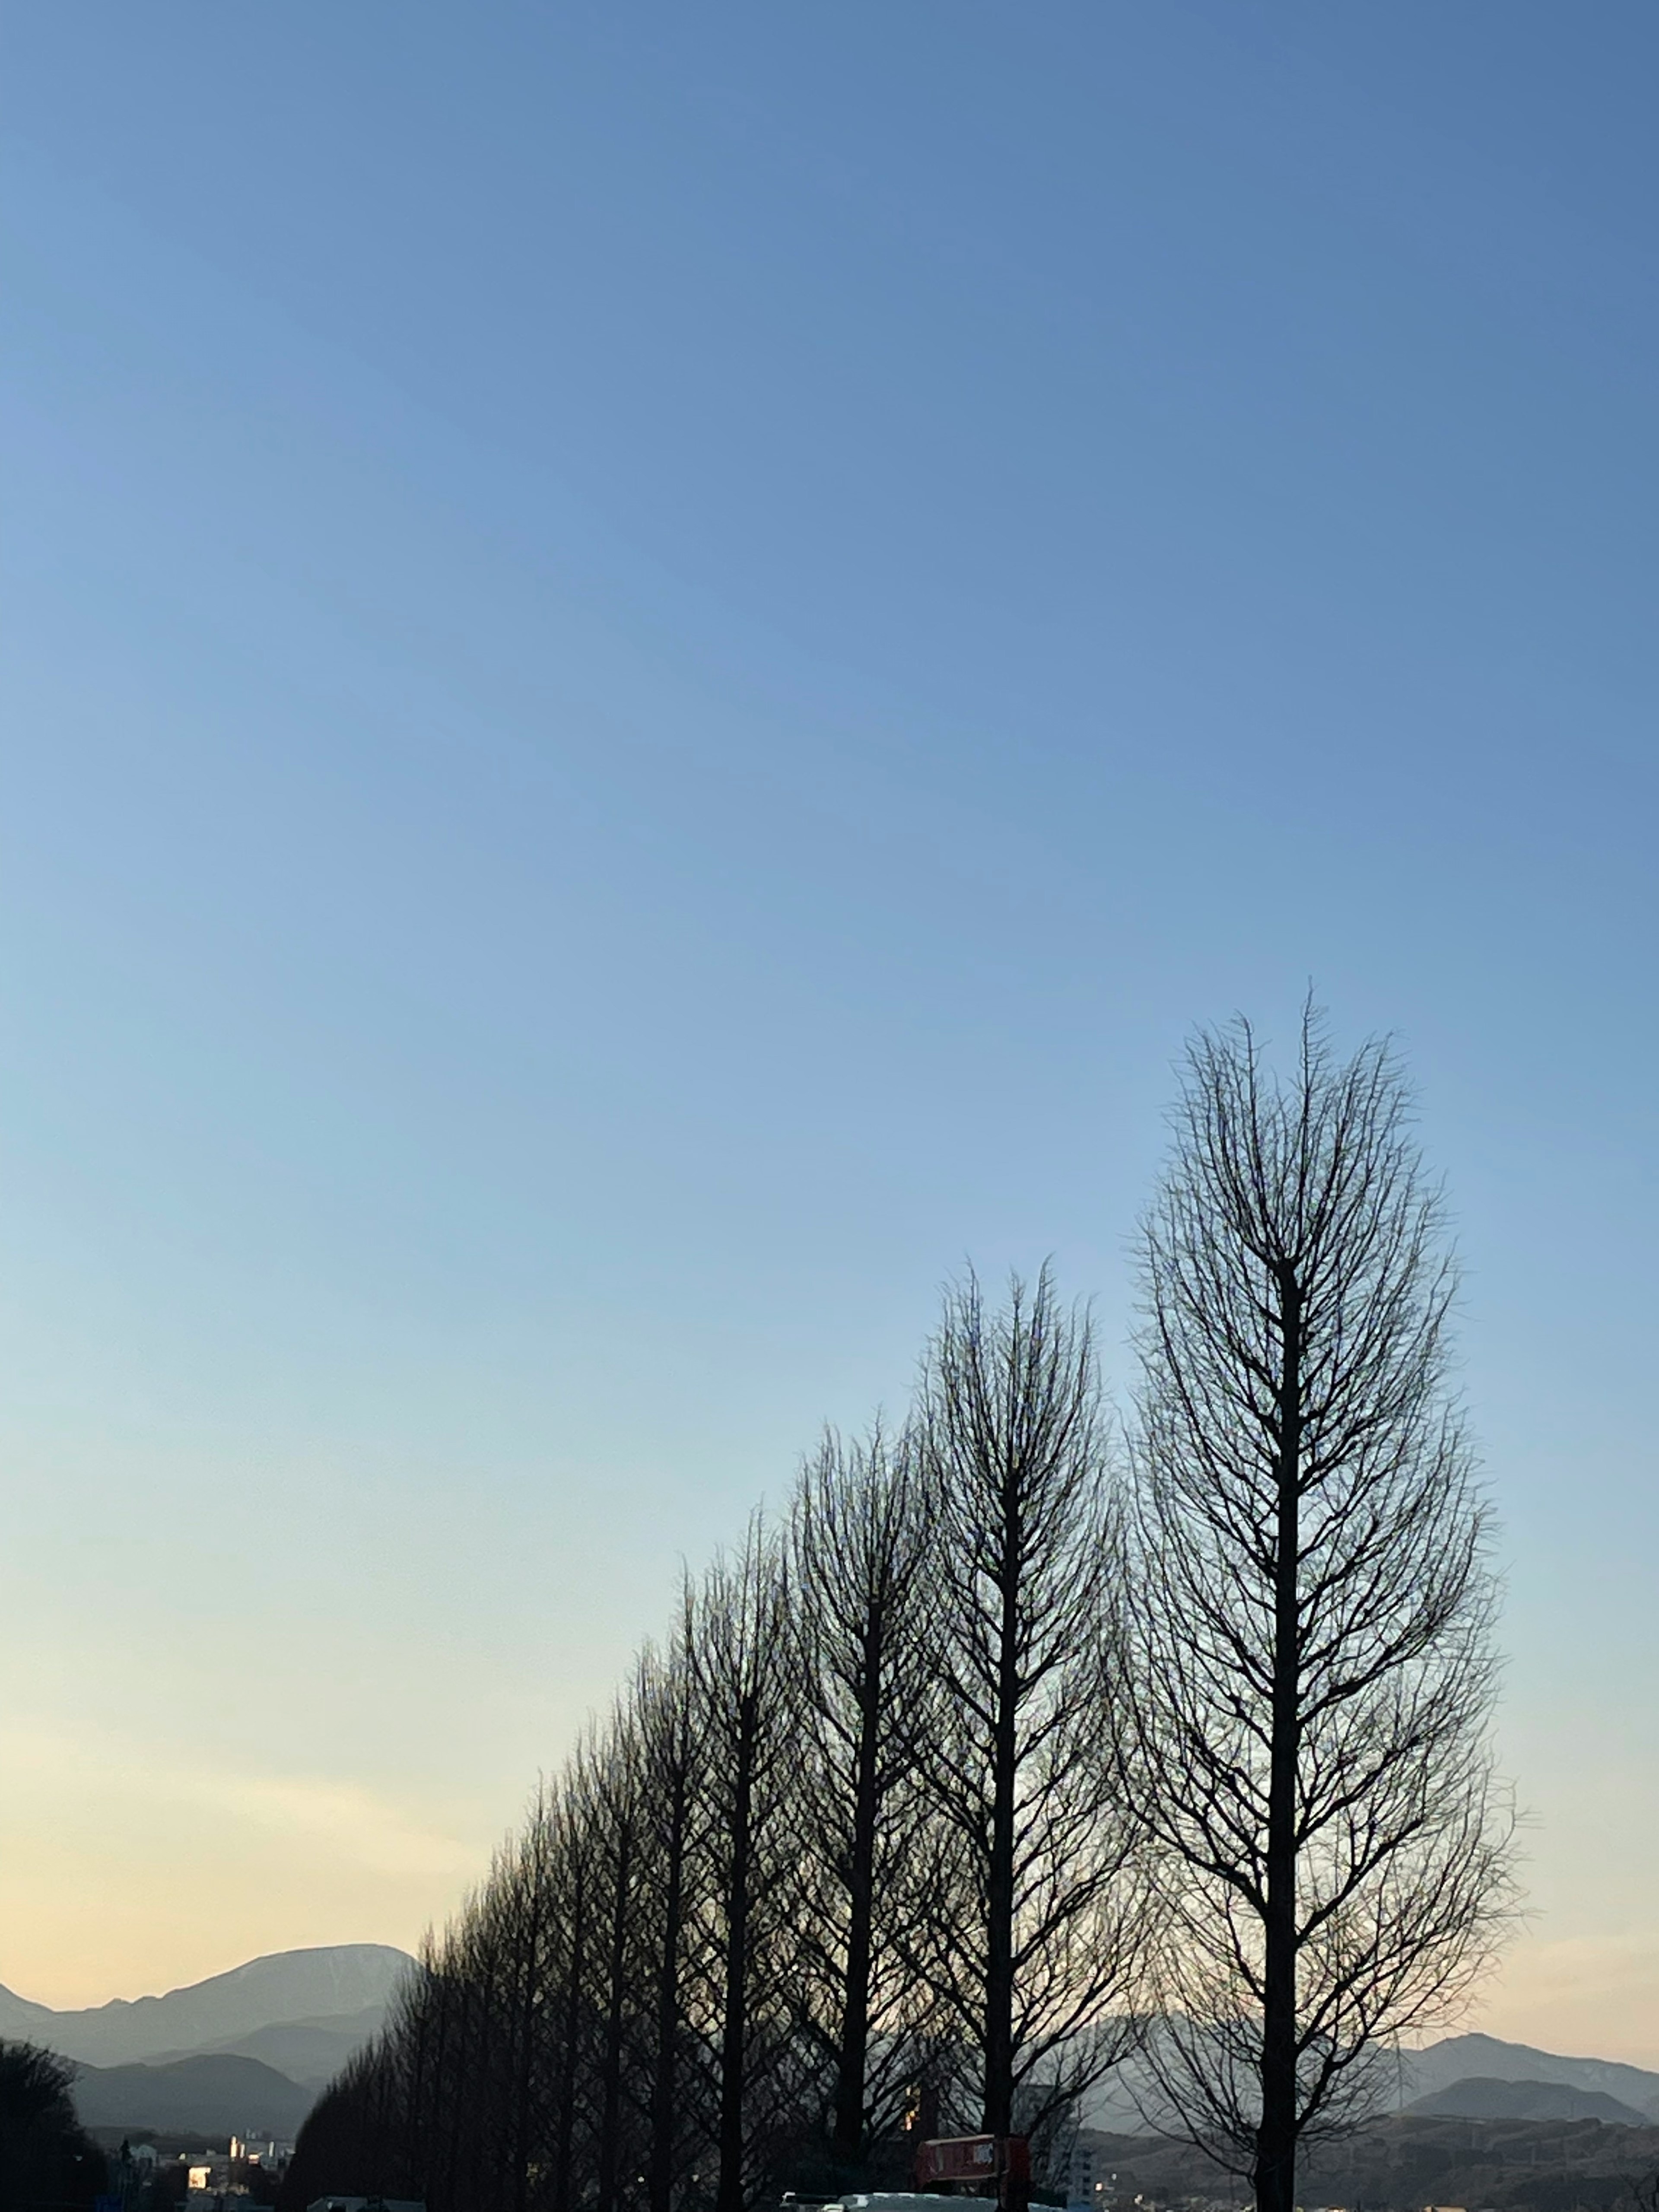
[498,1796,559,2212]
[465,1812,561,2212]
[689,1519,813,2212]
[1128,1009,1515,2212]
[547,1781,601,2212]
[915,1268,1145,2154]
[579,1720,646,2212]
[632,1625,709,2212]
[790,1421,939,2177]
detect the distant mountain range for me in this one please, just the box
[0,1944,410,2072]
[5,1948,1658,2145]
[0,1945,413,2133]
[1080,2028,1659,2134]
[144,2003,394,2090]
[1395,2032,1659,2122]
[71,2053,317,2138]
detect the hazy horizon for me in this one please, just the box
[2,1939,1652,2090]
[4,5,1655,2072]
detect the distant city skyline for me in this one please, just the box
[3,3,1655,2066]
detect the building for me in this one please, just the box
[1066,2133,1116,2210]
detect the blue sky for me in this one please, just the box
[3,3,1656,2049]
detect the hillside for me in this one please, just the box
[1408,2076,1654,2125]
[70,2053,314,2139]
[1079,2113,1659,2212]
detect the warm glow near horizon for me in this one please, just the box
[5,1713,1659,2076]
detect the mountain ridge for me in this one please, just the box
[143,2003,394,2091]
[1405,2075,1653,2125]
[70,2052,315,2138]
[1079,2026,1659,2134]
[7,1950,1658,2139]
[1395,2032,1659,2118]
[0,1945,413,2068]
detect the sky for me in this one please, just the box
[2,3,1656,2061]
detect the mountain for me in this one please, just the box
[0,1946,412,2069]
[1407,2075,1654,2125]
[0,1948,418,2140]
[1075,2028,1659,2137]
[71,2053,315,2138]
[147,2005,393,2093]
[1395,2033,1659,2120]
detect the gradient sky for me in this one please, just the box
[3,4,1656,2061]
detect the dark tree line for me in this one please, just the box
[0,2042,107,2212]
[280,1014,1515,2212]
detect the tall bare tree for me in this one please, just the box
[632,1626,708,2212]
[916,1268,1145,2155]
[689,1519,812,2212]
[498,1796,559,2212]
[578,1720,646,2212]
[1129,1011,1514,2212]
[790,1422,938,2177]
[548,1781,601,2212]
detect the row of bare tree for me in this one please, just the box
[279,1015,1515,2212]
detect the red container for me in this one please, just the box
[914,2136,1030,2190]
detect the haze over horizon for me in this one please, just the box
[3,5,1655,2067]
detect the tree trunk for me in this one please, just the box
[716,1697,757,2212]
[1253,1268,1303,2212]
[983,1506,1021,2139]
[513,1885,545,2212]
[832,1618,883,2167]
[597,1818,635,2212]
[409,1968,442,2205]
[648,1771,689,2212]
[443,1974,473,2212]
[554,1869,589,2212]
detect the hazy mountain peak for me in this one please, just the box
[0,1944,414,2067]
[1398,2031,1659,2118]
